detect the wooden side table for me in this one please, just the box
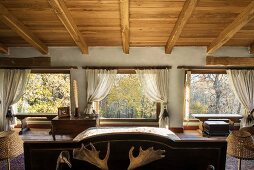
[14,114,57,135]
[51,116,97,140]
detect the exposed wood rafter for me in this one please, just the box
[0,3,48,54]
[48,0,88,54]
[207,1,254,54]
[0,57,51,67]
[165,0,198,54]
[250,43,254,54]
[0,42,8,54]
[206,56,254,66]
[119,0,130,54]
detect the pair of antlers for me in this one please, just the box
[72,142,165,170]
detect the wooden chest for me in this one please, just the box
[51,116,97,140]
[203,121,230,136]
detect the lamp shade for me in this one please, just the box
[0,130,23,161]
[227,130,254,160]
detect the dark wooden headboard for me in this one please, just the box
[24,133,227,170]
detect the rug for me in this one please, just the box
[0,154,253,170]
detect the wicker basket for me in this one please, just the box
[0,130,23,161]
[240,126,254,136]
[226,130,254,160]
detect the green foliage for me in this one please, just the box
[100,74,156,119]
[17,74,70,113]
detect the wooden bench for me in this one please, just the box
[192,114,243,134]
[14,114,57,135]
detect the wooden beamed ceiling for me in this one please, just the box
[0,42,8,54]
[48,0,88,54]
[165,0,198,54]
[207,1,254,54]
[119,0,130,54]
[250,43,254,54]
[0,0,254,55]
[0,3,48,54]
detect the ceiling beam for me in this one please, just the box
[207,1,254,54]
[48,0,88,54]
[0,57,51,67]
[165,0,198,54]
[206,56,254,66]
[0,42,8,54]
[0,3,48,54]
[250,43,254,54]
[119,0,130,54]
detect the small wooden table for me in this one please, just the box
[51,116,97,140]
[192,114,243,134]
[14,114,57,135]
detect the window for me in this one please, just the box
[185,72,241,119]
[99,74,157,119]
[15,72,70,114]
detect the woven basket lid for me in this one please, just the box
[0,130,23,160]
[240,126,254,135]
[226,131,254,160]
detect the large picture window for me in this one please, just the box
[15,73,70,114]
[99,74,157,119]
[185,72,241,119]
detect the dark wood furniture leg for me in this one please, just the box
[18,118,30,135]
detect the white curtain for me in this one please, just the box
[84,69,117,115]
[136,69,170,128]
[0,69,30,131]
[227,70,254,126]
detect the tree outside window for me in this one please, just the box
[16,73,70,114]
[99,74,156,119]
[189,74,241,118]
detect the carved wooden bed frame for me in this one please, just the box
[24,127,227,170]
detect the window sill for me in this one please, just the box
[99,118,159,127]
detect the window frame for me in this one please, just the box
[183,69,238,122]
[16,69,71,114]
[96,69,161,123]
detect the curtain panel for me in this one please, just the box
[136,69,170,128]
[0,69,30,131]
[227,70,254,126]
[84,69,117,115]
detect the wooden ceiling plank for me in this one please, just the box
[250,43,254,54]
[119,0,129,54]
[0,3,48,54]
[207,1,254,54]
[0,42,8,54]
[48,0,88,54]
[165,0,198,54]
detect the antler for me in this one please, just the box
[56,151,72,170]
[73,142,110,170]
[127,146,165,170]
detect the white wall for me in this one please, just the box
[1,46,253,128]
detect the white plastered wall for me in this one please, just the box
[1,46,253,128]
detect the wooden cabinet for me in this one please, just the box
[51,116,97,140]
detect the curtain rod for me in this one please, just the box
[82,66,172,70]
[177,66,254,70]
[0,66,78,69]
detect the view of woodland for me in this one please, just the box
[190,74,241,118]
[99,74,156,119]
[16,74,70,114]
